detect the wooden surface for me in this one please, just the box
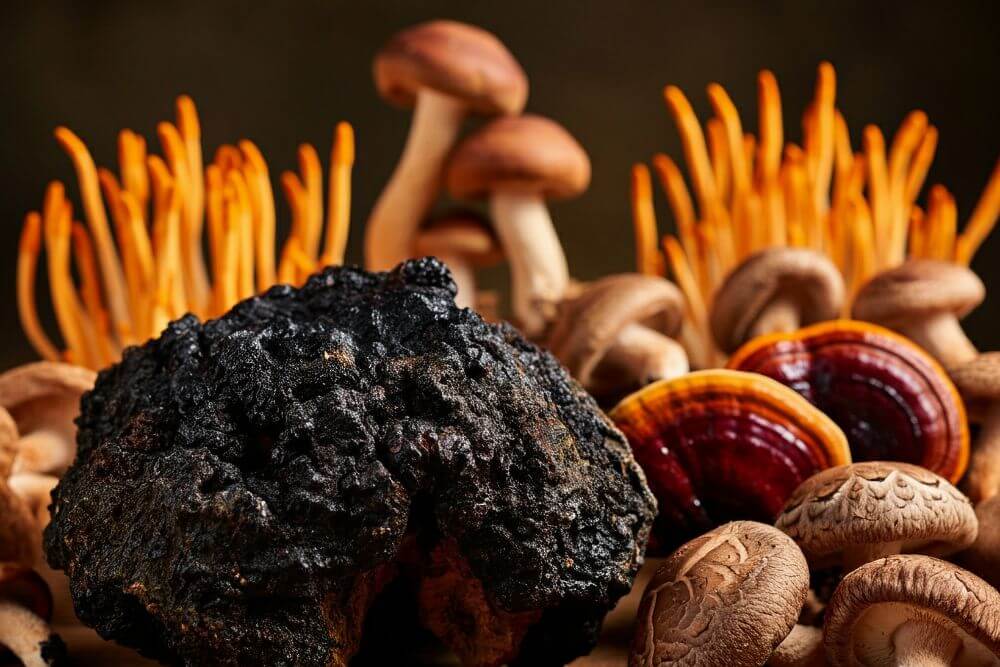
[40,560,657,666]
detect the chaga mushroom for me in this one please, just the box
[44,258,655,667]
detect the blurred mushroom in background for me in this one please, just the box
[0,563,65,667]
[959,494,1000,588]
[367,20,527,272]
[413,209,503,311]
[949,352,1000,502]
[446,114,590,338]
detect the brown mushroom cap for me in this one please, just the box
[949,352,1000,418]
[0,564,52,621]
[775,461,978,569]
[852,259,985,325]
[0,407,16,478]
[824,555,1000,666]
[415,209,504,268]
[630,521,808,667]
[547,274,685,387]
[710,248,844,353]
[0,361,95,474]
[374,20,528,115]
[446,114,591,200]
[960,494,1000,588]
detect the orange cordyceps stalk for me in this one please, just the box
[18,97,355,370]
[632,63,1000,358]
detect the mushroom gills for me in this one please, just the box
[854,604,993,666]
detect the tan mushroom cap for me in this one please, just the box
[824,555,1000,666]
[775,461,978,570]
[547,274,685,387]
[630,521,808,667]
[710,248,844,353]
[446,114,591,200]
[374,20,528,115]
[960,494,1000,588]
[949,352,1000,418]
[852,259,985,325]
[414,209,504,268]
[0,361,95,475]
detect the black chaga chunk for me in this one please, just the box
[44,258,656,667]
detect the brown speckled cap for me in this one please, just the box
[630,521,808,667]
[852,259,985,325]
[374,20,528,114]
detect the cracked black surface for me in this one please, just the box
[44,258,655,666]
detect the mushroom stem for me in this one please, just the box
[365,89,466,271]
[11,430,71,475]
[435,251,477,310]
[0,600,53,667]
[900,313,978,369]
[679,320,714,369]
[843,540,902,573]
[965,404,1000,503]
[489,192,570,337]
[596,324,689,388]
[890,619,961,667]
[749,295,801,339]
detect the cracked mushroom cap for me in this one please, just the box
[446,114,591,200]
[852,259,985,326]
[824,555,1000,666]
[711,248,844,353]
[775,462,978,570]
[547,274,685,389]
[0,362,95,475]
[414,209,503,268]
[630,521,809,667]
[374,20,528,115]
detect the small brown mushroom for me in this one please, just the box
[0,563,64,667]
[547,274,688,402]
[959,494,1000,588]
[413,209,503,310]
[824,555,1000,666]
[446,114,590,337]
[776,461,978,573]
[769,624,824,667]
[630,521,809,667]
[367,20,527,272]
[852,259,984,369]
[0,361,95,476]
[949,352,1000,502]
[711,247,844,354]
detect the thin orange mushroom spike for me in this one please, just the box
[651,154,698,262]
[707,83,749,204]
[322,122,355,267]
[664,85,719,217]
[905,126,938,208]
[862,125,891,267]
[225,169,255,300]
[17,212,60,361]
[630,163,664,276]
[238,140,277,290]
[955,158,1000,265]
[71,222,116,367]
[118,130,149,211]
[886,111,929,266]
[298,144,324,262]
[705,118,730,204]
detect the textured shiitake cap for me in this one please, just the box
[374,20,528,114]
[775,461,977,570]
[852,259,985,325]
[446,114,591,200]
[415,209,503,268]
[630,521,808,667]
[710,248,844,353]
[824,555,1000,666]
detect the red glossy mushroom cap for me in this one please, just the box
[446,115,591,200]
[728,320,969,483]
[609,369,850,551]
[374,20,528,115]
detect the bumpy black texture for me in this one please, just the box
[44,259,655,666]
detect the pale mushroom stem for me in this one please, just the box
[599,325,689,387]
[489,192,570,337]
[890,619,961,667]
[436,252,477,310]
[900,314,978,370]
[965,404,1000,503]
[365,90,466,271]
[748,296,801,339]
[11,430,72,475]
[843,541,902,573]
[0,601,54,667]
[679,320,715,370]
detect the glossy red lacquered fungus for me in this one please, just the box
[609,369,850,552]
[728,320,969,483]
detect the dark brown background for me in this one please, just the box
[2,0,998,368]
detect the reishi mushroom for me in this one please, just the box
[728,320,969,482]
[629,521,809,667]
[446,114,590,337]
[610,369,850,550]
[546,274,689,403]
[948,352,1000,502]
[0,563,65,667]
[775,461,978,573]
[824,555,1000,666]
[852,259,984,369]
[960,494,1000,588]
[711,247,845,354]
[413,209,503,310]
[0,361,95,475]
[367,20,527,272]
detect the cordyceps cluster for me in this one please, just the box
[17,97,354,370]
